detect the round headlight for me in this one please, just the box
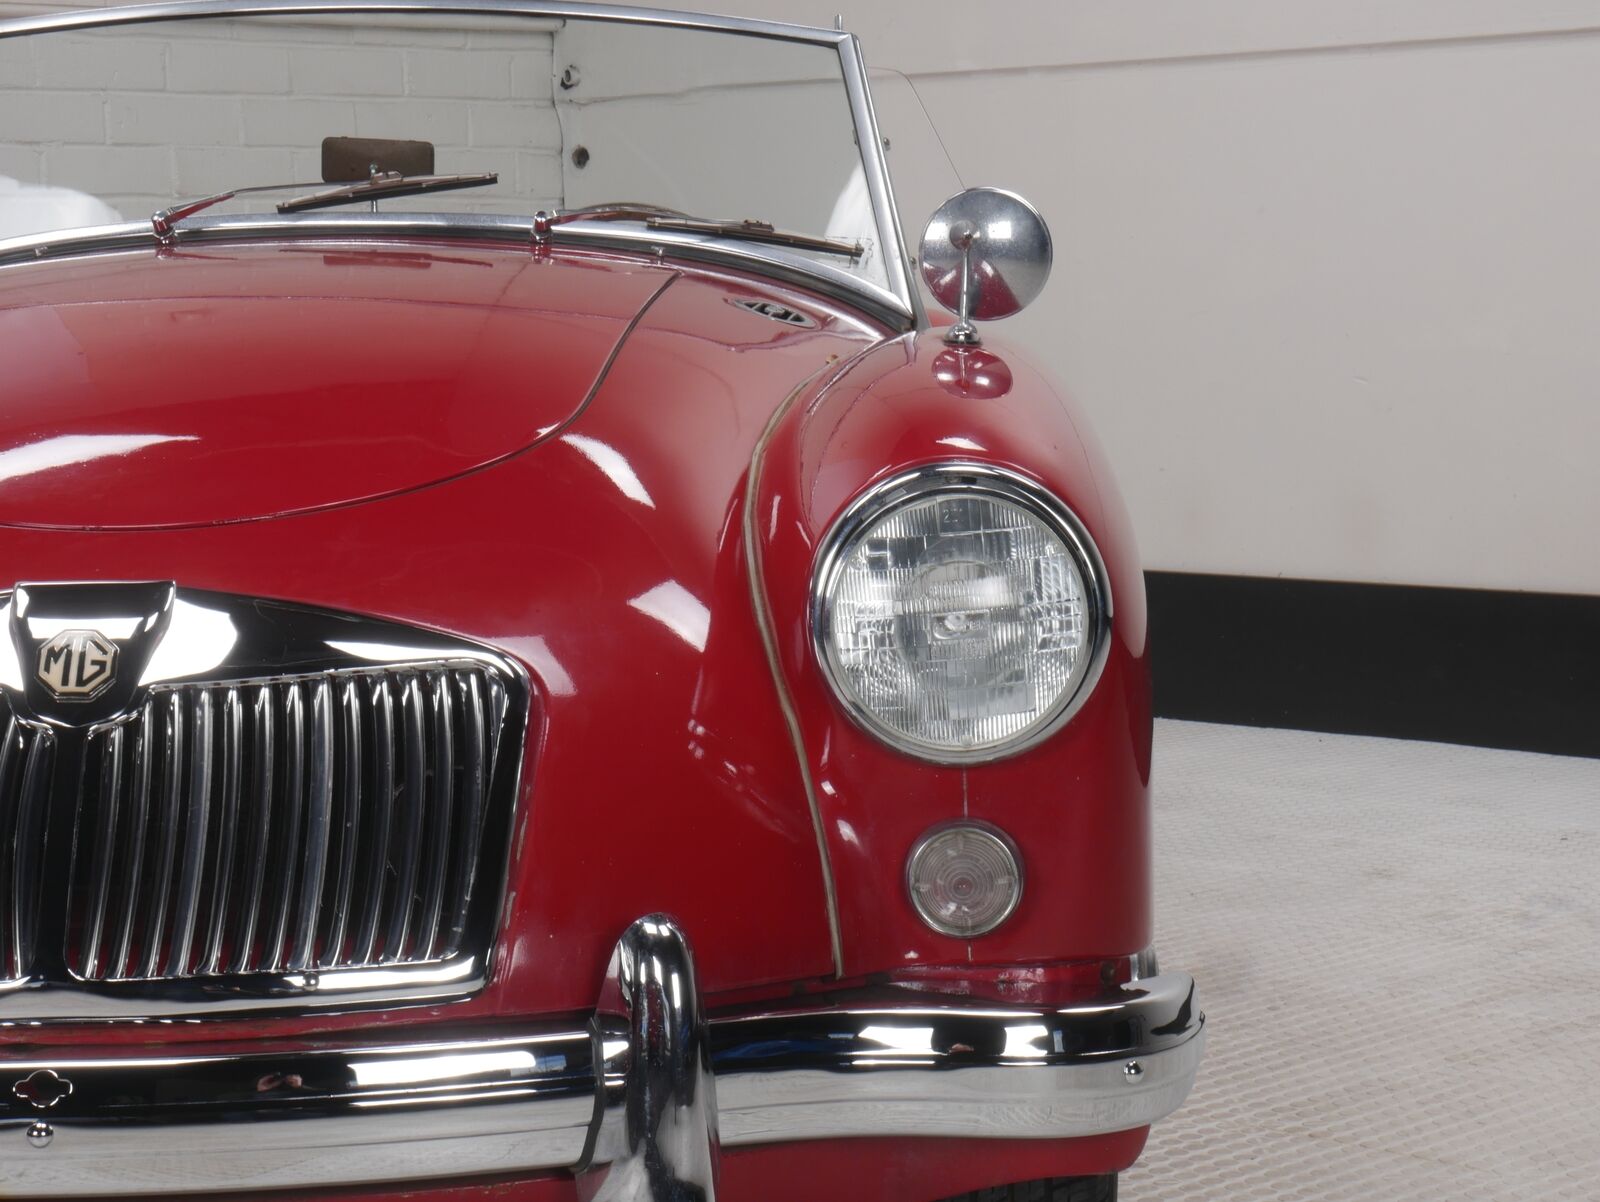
[811,464,1110,762]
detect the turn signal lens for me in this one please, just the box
[906,822,1023,937]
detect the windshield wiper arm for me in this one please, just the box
[152,180,320,241]
[150,171,497,241]
[276,171,497,213]
[533,205,862,260]
[647,216,862,260]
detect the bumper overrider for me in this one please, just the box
[0,917,1204,1199]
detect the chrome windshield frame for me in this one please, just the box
[0,0,926,326]
[0,211,918,330]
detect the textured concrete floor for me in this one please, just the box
[1121,721,1600,1201]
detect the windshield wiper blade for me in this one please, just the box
[276,171,497,213]
[149,171,497,241]
[532,205,861,260]
[647,216,862,260]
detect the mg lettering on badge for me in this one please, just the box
[35,629,118,700]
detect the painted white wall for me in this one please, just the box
[702,1,1600,596]
[2,1,1596,594]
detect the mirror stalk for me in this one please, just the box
[946,220,981,346]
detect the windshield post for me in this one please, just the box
[836,30,926,329]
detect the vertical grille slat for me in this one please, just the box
[289,678,335,972]
[0,719,14,978]
[487,673,508,763]
[165,689,213,976]
[108,701,155,981]
[264,682,306,973]
[199,688,244,977]
[10,732,52,981]
[49,660,516,988]
[231,685,275,974]
[0,715,26,980]
[139,691,184,979]
[417,671,454,959]
[384,675,427,963]
[79,723,124,978]
[444,670,487,957]
[352,676,396,966]
[322,678,363,969]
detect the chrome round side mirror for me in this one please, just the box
[920,188,1052,346]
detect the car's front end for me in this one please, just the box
[0,4,1201,1198]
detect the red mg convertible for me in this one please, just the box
[0,3,1202,1199]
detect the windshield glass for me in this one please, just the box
[0,10,895,290]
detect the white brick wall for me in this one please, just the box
[291,47,403,96]
[0,145,39,183]
[0,15,563,223]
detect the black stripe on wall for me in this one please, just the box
[1145,571,1600,759]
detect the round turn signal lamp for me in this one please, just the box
[905,822,1023,937]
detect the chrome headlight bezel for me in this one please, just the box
[809,462,1113,765]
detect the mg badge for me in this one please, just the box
[9,582,172,722]
[36,630,118,700]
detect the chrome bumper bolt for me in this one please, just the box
[26,1121,53,1149]
[1123,1060,1145,1082]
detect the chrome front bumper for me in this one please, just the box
[0,916,1205,1199]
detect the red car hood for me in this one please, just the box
[0,236,895,1037]
[0,241,671,529]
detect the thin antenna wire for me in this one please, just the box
[876,65,966,190]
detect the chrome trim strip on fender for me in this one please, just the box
[741,355,880,980]
[0,914,1205,1197]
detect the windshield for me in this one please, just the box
[0,8,900,294]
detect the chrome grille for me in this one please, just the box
[67,664,510,982]
[0,707,53,983]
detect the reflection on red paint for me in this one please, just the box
[932,346,1013,399]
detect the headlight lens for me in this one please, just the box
[812,465,1108,761]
